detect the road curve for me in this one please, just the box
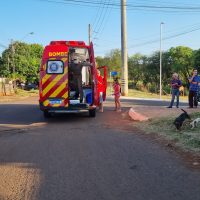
[0,97,199,200]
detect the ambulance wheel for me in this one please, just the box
[89,109,96,117]
[43,110,51,118]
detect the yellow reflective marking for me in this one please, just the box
[62,92,68,99]
[42,74,64,96]
[43,100,49,107]
[49,81,68,98]
[62,58,68,62]
[42,74,51,85]
[52,104,60,107]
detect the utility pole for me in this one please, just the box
[88,24,91,45]
[121,0,128,96]
[11,39,16,92]
[160,22,164,99]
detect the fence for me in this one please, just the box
[0,77,14,96]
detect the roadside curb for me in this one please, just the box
[107,95,188,103]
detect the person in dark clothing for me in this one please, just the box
[167,73,182,108]
[188,69,200,108]
[69,58,84,102]
[69,57,92,103]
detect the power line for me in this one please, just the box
[128,22,200,42]
[95,5,112,38]
[91,0,104,29]
[38,0,200,12]
[92,0,112,38]
[92,0,107,34]
[128,25,200,49]
[0,43,7,49]
[61,0,200,10]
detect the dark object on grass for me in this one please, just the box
[25,83,38,90]
[173,109,191,131]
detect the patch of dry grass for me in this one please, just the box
[128,89,188,101]
[136,112,200,152]
[0,89,38,102]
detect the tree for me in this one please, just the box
[97,46,196,94]
[27,44,43,83]
[128,53,147,87]
[161,51,173,86]
[144,51,160,88]
[1,41,43,83]
[0,56,3,75]
[193,49,200,71]
[169,46,193,85]
[96,49,121,76]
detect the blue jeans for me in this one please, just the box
[169,88,180,107]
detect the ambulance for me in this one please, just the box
[39,41,107,118]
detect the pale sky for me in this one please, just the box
[1,0,200,56]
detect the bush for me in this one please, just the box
[162,85,171,95]
[147,83,158,93]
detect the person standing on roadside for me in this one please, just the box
[188,68,200,108]
[113,78,121,112]
[167,73,182,108]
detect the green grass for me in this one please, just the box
[128,89,166,99]
[137,112,200,152]
[128,89,188,101]
[15,89,39,96]
[107,86,188,101]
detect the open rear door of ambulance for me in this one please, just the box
[88,42,97,117]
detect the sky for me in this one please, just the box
[1,0,200,57]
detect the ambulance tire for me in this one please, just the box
[43,110,51,118]
[89,109,96,117]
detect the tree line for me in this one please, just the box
[0,41,43,84]
[0,43,200,94]
[96,46,200,94]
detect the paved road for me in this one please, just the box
[0,97,199,200]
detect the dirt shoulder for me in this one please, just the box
[0,90,38,103]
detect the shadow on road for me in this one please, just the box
[0,103,129,199]
[0,103,99,126]
[0,101,200,200]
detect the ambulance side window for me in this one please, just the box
[47,60,64,74]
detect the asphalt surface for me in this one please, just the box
[0,96,200,200]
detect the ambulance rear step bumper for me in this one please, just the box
[48,110,89,114]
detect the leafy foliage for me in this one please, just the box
[0,41,43,83]
[1,42,200,94]
[96,49,121,76]
[96,46,200,93]
[169,46,194,86]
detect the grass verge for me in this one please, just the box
[15,89,39,96]
[128,89,188,101]
[0,89,38,102]
[136,111,200,153]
